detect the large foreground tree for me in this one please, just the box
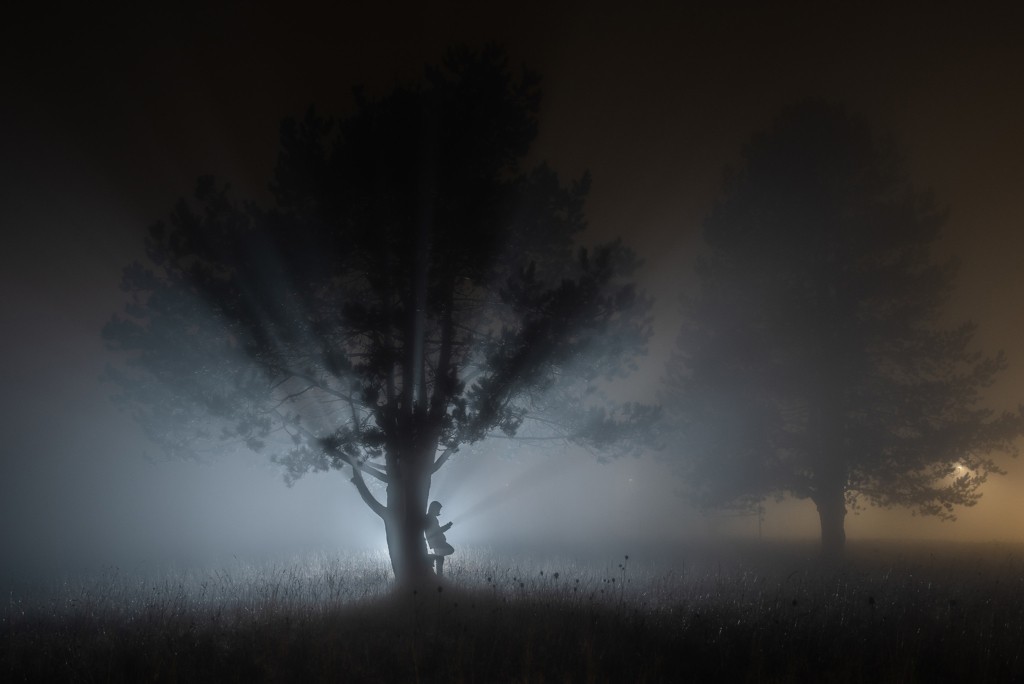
[665,101,1022,556]
[104,47,651,583]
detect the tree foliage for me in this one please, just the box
[664,101,1022,553]
[103,47,652,581]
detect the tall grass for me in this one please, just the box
[3,541,1023,682]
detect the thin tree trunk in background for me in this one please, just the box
[814,488,847,558]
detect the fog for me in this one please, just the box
[3,318,1021,582]
[3,3,1024,589]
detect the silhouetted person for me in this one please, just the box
[424,500,454,576]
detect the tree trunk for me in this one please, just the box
[383,445,437,587]
[384,514,435,587]
[814,488,847,558]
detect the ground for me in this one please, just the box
[3,540,1023,682]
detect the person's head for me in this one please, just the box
[428,501,442,515]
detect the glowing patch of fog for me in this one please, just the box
[0,374,384,581]
[425,445,712,553]
[442,450,576,526]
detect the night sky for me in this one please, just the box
[3,2,1024,575]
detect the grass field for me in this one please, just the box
[3,540,1023,682]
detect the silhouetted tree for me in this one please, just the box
[664,102,1022,556]
[103,47,651,583]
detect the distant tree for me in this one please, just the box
[664,102,1023,556]
[103,47,652,584]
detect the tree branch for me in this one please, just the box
[358,461,389,483]
[431,445,457,473]
[348,463,388,520]
[286,414,391,486]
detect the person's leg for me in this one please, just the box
[436,555,444,576]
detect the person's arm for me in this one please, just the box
[442,521,453,532]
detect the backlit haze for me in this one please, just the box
[2,2,1023,579]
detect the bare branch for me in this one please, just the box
[431,446,456,473]
[348,464,388,520]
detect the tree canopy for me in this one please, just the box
[103,47,652,582]
[664,101,1022,555]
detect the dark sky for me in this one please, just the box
[3,2,1024,572]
